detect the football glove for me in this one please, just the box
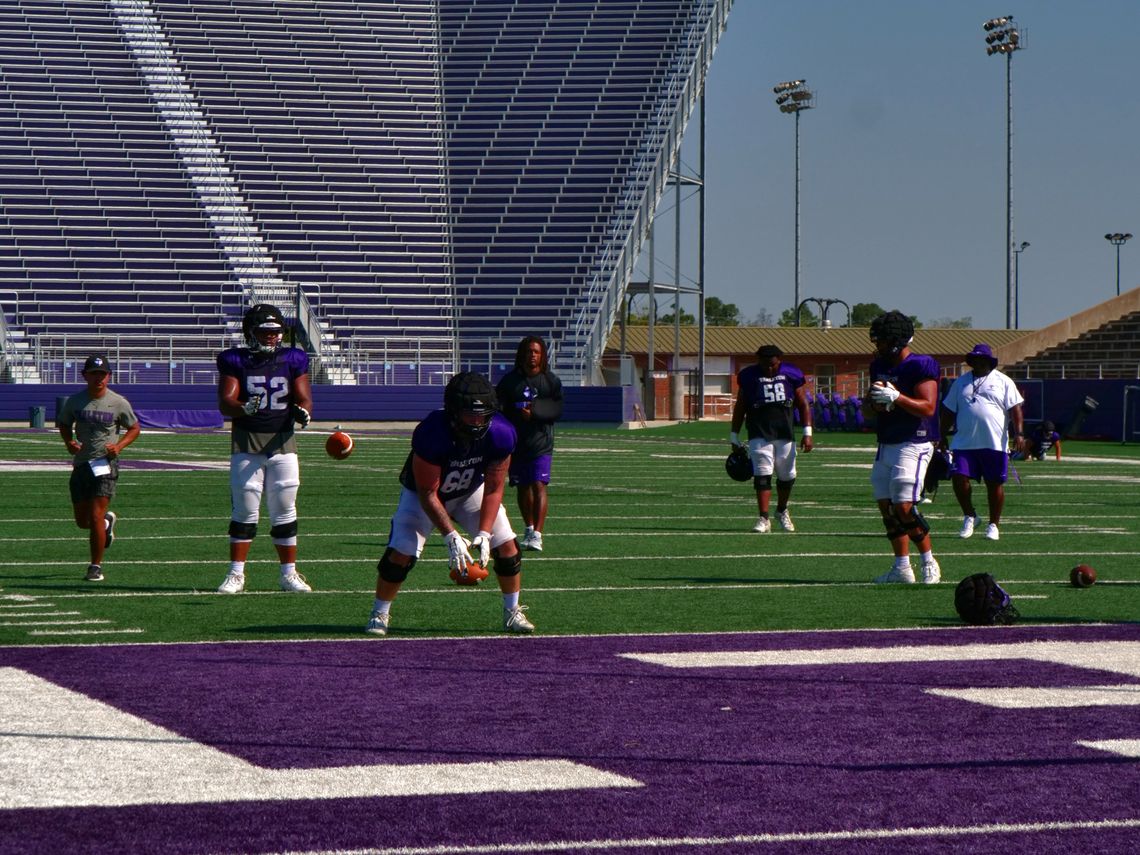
[443,530,474,572]
[241,393,263,416]
[869,382,901,408]
[471,530,492,567]
[293,405,311,428]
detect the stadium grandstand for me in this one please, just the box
[0,0,731,387]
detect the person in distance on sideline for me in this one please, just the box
[495,335,563,551]
[56,354,141,582]
[729,344,813,533]
[215,304,313,595]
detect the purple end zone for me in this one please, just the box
[2,624,1139,854]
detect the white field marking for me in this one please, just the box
[29,628,146,636]
[0,594,39,602]
[0,611,82,618]
[619,641,1140,681]
[1078,739,1140,757]
[0,668,641,809]
[0,619,114,627]
[276,818,1140,854]
[927,685,1140,708]
[0,459,229,473]
[0,601,55,608]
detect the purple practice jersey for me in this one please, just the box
[870,352,941,444]
[217,345,309,455]
[736,361,805,441]
[399,409,517,502]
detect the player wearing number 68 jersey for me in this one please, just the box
[366,372,535,637]
[215,304,313,596]
[730,345,813,534]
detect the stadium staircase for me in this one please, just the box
[1,0,731,385]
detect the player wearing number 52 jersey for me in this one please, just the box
[366,372,535,638]
[730,345,813,534]
[215,304,314,596]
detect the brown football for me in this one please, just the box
[1069,564,1096,588]
[325,430,354,460]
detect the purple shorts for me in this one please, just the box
[949,448,1009,484]
[509,454,552,487]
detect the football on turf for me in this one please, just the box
[325,430,354,460]
[1070,564,1097,588]
[450,559,489,586]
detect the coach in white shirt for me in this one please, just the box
[939,343,1025,541]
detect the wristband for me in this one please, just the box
[802,426,813,437]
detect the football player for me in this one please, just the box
[495,336,564,551]
[865,310,942,584]
[366,372,535,637]
[56,355,141,581]
[215,304,313,594]
[729,344,813,532]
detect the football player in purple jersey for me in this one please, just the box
[366,372,535,637]
[215,304,313,595]
[865,310,942,585]
[729,345,813,533]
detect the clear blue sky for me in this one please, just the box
[639,1,1139,330]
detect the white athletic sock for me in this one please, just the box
[920,550,934,564]
[229,561,245,576]
[894,556,912,571]
[502,591,520,611]
[373,598,391,616]
[279,562,296,577]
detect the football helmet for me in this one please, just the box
[444,372,498,440]
[725,445,753,482]
[954,572,1020,626]
[869,310,914,355]
[242,303,286,353]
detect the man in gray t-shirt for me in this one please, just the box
[56,354,140,582]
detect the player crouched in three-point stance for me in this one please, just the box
[865,311,942,585]
[216,304,313,594]
[366,372,535,637]
[729,344,813,533]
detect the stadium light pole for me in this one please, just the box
[774,80,814,324]
[1013,241,1029,329]
[984,15,1024,329]
[1105,233,1133,296]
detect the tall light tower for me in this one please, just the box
[1105,233,1133,296]
[984,15,1024,329]
[774,80,814,322]
[1013,240,1029,329]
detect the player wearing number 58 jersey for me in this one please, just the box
[215,304,313,595]
[366,372,535,637]
[730,345,813,534]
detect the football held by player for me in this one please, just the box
[729,344,813,533]
[865,311,942,585]
[215,304,313,595]
[366,372,535,637]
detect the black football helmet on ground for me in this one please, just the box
[725,445,753,482]
[954,573,1020,625]
[444,372,498,440]
[242,304,287,353]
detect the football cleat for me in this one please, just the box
[920,559,941,585]
[365,610,390,636]
[280,572,312,593]
[984,523,1000,541]
[959,515,980,539]
[503,605,535,634]
[104,511,117,549]
[752,517,771,533]
[874,565,916,584]
[525,531,543,552]
[217,572,245,594]
[84,563,104,582]
[450,559,489,586]
[777,509,795,532]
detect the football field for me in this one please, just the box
[2,422,1139,853]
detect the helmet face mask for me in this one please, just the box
[444,372,498,441]
[242,304,287,353]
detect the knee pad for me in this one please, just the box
[493,550,522,578]
[753,474,773,491]
[377,548,417,584]
[270,521,298,540]
[228,521,257,541]
[900,508,930,543]
[880,514,905,541]
[776,478,795,491]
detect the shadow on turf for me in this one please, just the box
[229,623,495,637]
[634,575,834,586]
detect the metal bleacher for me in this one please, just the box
[1,0,731,385]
